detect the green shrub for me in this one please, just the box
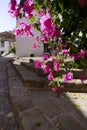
[10,45,16,53]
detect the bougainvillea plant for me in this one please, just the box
[8,0,87,95]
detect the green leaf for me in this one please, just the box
[28,16,36,23]
[58,1,64,13]
[54,77,61,87]
[57,80,60,87]
[54,76,61,81]
[16,24,18,28]
[34,3,39,11]
[49,81,55,87]
[33,23,40,30]
[19,0,24,7]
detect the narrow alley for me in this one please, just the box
[0,57,19,130]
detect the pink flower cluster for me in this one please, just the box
[63,72,73,82]
[38,8,44,15]
[80,76,86,82]
[8,0,20,18]
[71,49,87,60]
[78,0,86,7]
[23,0,34,19]
[61,49,70,55]
[13,22,33,37]
[32,43,36,48]
[42,53,50,60]
[47,71,54,80]
[53,61,60,71]
[32,36,40,48]
[52,85,64,92]
[78,49,87,58]
[40,12,60,42]
[42,62,51,73]
[34,61,42,68]
[34,57,65,94]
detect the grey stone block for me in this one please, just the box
[19,108,57,130]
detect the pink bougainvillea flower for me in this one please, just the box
[8,0,20,18]
[35,36,39,41]
[11,0,16,5]
[41,35,48,43]
[42,62,50,73]
[13,22,33,37]
[38,8,44,15]
[53,61,60,71]
[23,0,34,18]
[47,71,54,80]
[60,85,64,89]
[40,11,60,41]
[55,29,61,37]
[78,0,86,7]
[71,49,87,60]
[32,44,38,48]
[61,49,70,55]
[63,72,73,82]
[40,12,50,31]
[71,53,79,60]
[42,53,50,60]
[42,65,49,73]
[78,49,86,59]
[52,86,58,92]
[34,61,42,68]
[80,76,86,83]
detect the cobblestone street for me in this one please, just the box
[0,57,19,130]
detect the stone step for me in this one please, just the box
[7,62,26,100]
[21,61,46,77]
[19,107,58,130]
[7,61,87,130]
[21,60,87,79]
[10,59,87,92]
[14,58,68,78]
[10,61,87,92]
[60,79,87,92]
[7,62,26,130]
[11,60,49,90]
[71,69,87,79]
[7,61,59,130]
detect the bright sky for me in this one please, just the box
[0,0,16,32]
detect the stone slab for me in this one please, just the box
[27,91,75,119]
[12,61,49,89]
[53,114,85,130]
[13,93,35,113]
[19,107,58,130]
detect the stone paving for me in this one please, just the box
[0,57,20,130]
[7,57,87,130]
[1,56,87,130]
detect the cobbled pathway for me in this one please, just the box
[0,57,20,130]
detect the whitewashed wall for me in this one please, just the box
[0,41,9,54]
[16,17,44,57]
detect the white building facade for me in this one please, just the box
[16,17,44,58]
[0,40,10,55]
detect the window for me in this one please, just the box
[1,41,4,47]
